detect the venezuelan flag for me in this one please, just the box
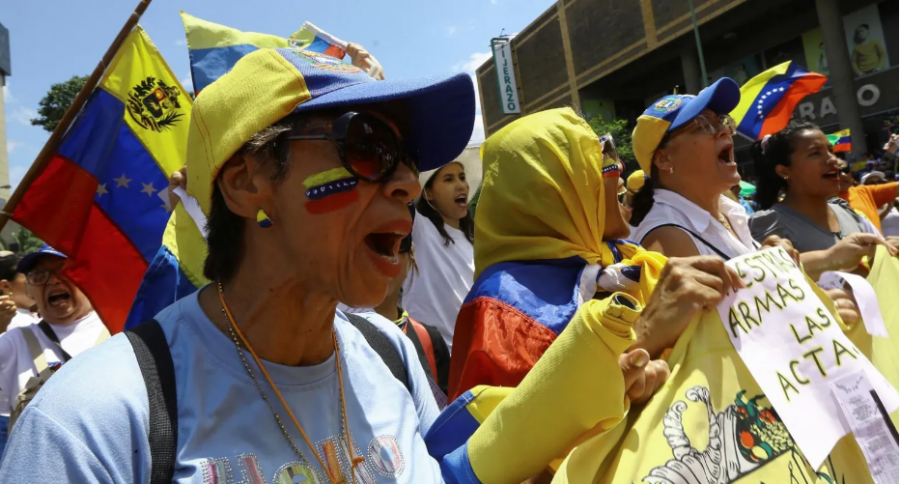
[12,27,191,333]
[181,11,347,94]
[125,188,208,328]
[730,61,827,140]
[827,128,852,153]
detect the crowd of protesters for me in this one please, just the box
[0,41,896,484]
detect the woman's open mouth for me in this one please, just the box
[364,232,404,263]
[47,289,71,308]
[717,146,736,166]
[363,220,411,278]
[823,170,840,182]
[454,194,468,208]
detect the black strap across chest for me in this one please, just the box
[127,314,411,483]
[37,321,72,362]
[641,223,734,260]
[125,320,178,484]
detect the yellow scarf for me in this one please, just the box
[475,107,663,302]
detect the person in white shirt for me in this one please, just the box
[0,245,108,456]
[628,82,883,283]
[0,253,37,333]
[403,148,479,350]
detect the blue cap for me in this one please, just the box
[187,47,476,215]
[632,78,741,173]
[17,245,67,274]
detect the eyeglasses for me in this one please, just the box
[686,114,737,137]
[287,112,418,183]
[26,267,64,286]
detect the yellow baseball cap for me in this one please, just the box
[186,48,475,214]
[626,170,646,192]
[631,78,740,174]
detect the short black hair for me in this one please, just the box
[202,116,299,284]
[751,122,821,209]
[0,254,21,282]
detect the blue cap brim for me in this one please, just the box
[294,72,475,173]
[669,78,741,132]
[17,244,67,274]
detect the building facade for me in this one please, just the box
[477,0,898,173]
[0,21,10,201]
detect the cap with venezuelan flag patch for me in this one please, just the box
[632,78,741,174]
[187,47,475,214]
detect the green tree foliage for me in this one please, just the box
[584,115,637,170]
[468,183,482,218]
[31,75,88,133]
[0,228,44,254]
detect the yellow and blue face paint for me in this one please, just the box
[303,167,360,214]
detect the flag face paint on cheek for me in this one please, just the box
[302,167,360,214]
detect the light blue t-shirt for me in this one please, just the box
[0,291,443,483]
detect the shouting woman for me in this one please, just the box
[402,146,480,350]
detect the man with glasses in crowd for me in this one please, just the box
[0,245,108,456]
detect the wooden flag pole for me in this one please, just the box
[0,0,153,232]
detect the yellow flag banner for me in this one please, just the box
[553,276,887,484]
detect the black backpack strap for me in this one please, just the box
[641,223,733,260]
[37,321,72,362]
[345,313,411,393]
[125,320,178,484]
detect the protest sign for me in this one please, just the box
[716,247,898,470]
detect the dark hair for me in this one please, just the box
[203,116,299,283]
[629,164,661,227]
[751,122,821,210]
[416,166,475,246]
[0,254,20,282]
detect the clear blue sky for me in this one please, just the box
[3,0,555,190]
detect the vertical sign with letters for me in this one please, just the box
[491,37,521,115]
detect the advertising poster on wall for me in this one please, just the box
[801,28,830,76]
[801,4,891,79]
[844,4,889,76]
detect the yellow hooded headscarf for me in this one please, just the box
[475,107,663,299]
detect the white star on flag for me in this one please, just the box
[141,182,158,197]
[113,173,132,188]
[96,183,108,197]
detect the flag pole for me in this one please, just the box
[0,0,153,232]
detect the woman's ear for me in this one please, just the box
[774,164,791,181]
[216,153,273,218]
[423,188,433,202]
[652,149,672,173]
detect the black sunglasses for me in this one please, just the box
[287,112,418,183]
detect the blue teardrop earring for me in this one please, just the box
[256,209,273,228]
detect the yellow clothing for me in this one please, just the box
[852,40,886,74]
[474,108,653,286]
[869,246,899,428]
[552,271,896,484]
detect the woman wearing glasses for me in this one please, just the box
[629,79,777,260]
[1,49,476,483]
[0,245,107,456]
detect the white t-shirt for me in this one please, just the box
[633,189,759,259]
[403,215,474,351]
[881,206,899,237]
[5,309,38,331]
[0,311,106,417]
